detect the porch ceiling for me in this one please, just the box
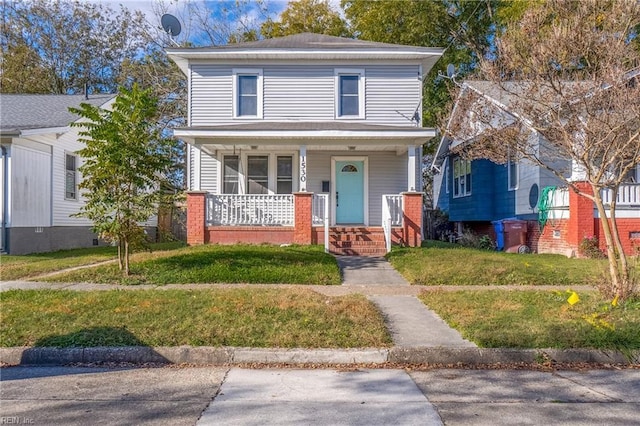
[174,122,436,149]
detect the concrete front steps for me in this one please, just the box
[328,227,387,257]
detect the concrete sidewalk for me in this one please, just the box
[337,256,476,348]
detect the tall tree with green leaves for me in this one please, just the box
[261,0,350,38]
[70,85,176,275]
[1,0,150,94]
[342,0,498,129]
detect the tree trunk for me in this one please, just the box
[117,239,124,271]
[592,185,630,300]
[124,238,130,276]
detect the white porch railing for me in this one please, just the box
[312,194,329,253]
[382,194,403,253]
[601,184,640,206]
[547,187,570,208]
[206,194,294,226]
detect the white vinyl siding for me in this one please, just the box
[189,63,422,126]
[366,65,421,125]
[11,145,51,227]
[263,66,334,120]
[200,149,218,192]
[190,64,233,125]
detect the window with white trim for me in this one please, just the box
[223,155,239,194]
[65,153,77,200]
[276,156,293,194]
[221,153,295,195]
[508,152,518,190]
[247,155,268,194]
[453,157,471,198]
[233,68,263,118]
[335,69,365,118]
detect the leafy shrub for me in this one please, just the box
[579,236,605,259]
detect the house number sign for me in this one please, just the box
[299,146,307,191]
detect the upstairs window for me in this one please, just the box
[65,153,77,200]
[233,69,263,118]
[453,157,471,198]
[335,69,365,119]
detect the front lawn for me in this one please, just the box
[0,242,184,281]
[0,289,391,348]
[45,244,342,285]
[388,241,608,286]
[420,290,640,350]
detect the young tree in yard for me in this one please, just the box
[70,84,175,275]
[452,0,640,300]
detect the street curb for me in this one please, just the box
[1,346,638,366]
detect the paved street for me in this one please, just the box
[1,366,638,425]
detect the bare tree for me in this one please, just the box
[448,0,640,300]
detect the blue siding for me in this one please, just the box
[435,157,534,222]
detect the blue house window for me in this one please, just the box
[508,153,518,190]
[453,157,471,198]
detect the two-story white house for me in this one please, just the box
[167,33,443,255]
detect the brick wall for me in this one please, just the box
[186,191,207,246]
[595,218,640,256]
[537,219,576,257]
[403,192,423,247]
[293,192,313,245]
[207,227,294,245]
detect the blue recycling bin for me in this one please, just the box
[492,220,505,251]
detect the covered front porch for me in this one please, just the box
[178,122,433,255]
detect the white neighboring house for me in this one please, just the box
[0,94,158,255]
[167,33,443,255]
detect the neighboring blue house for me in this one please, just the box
[431,81,568,249]
[432,80,640,252]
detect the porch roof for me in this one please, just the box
[174,121,436,149]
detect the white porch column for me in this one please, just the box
[407,145,417,192]
[192,145,201,191]
[299,145,307,192]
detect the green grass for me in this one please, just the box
[0,289,391,348]
[419,290,640,350]
[45,244,342,285]
[387,240,608,286]
[0,242,185,281]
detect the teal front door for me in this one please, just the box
[336,160,364,224]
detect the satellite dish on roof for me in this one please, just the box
[161,13,181,37]
[446,64,457,79]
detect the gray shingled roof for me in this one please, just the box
[170,32,441,53]
[0,94,115,134]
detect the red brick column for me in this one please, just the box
[403,192,423,247]
[293,192,313,245]
[567,182,595,247]
[186,191,207,246]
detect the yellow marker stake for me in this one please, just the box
[567,291,580,306]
